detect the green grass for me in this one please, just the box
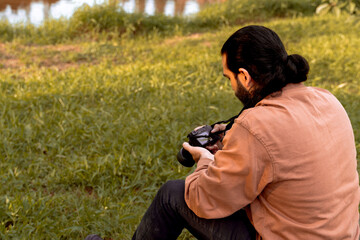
[0,3,359,240]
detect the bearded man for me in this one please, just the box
[87,25,360,240]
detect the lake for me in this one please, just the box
[0,0,217,26]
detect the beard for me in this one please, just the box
[235,77,263,108]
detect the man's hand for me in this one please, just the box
[211,123,227,133]
[183,142,214,163]
[206,123,227,154]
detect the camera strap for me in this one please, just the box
[210,107,246,131]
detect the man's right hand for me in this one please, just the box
[211,123,227,133]
[206,124,227,154]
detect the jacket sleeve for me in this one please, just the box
[184,121,274,219]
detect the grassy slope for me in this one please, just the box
[0,14,359,239]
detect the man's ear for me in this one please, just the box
[238,68,254,90]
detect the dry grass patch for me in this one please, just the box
[0,43,91,71]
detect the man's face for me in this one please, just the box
[222,54,253,107]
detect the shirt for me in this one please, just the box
[185,83,360,239]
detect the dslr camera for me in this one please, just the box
[177,108,244,167]
[177,125,223,167]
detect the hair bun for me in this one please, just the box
[285,54,309,83]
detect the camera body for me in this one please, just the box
[177,125,222,167]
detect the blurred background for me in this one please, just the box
[0,0,224,25]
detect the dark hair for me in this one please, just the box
[221,25,309,99]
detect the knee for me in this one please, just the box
[156,180,185,205]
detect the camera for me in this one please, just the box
[177,125,222,167]
[176,108,245,167]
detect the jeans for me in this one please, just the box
[132,180,256,240]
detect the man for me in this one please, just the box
[88,25,360,240]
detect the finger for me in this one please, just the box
[211,124,226,133]
[183,142,200,161]
[206,145,219,151]
[183,142,190,149]
[183,142,194,152]
[215,141,224,150]
[206,145,219,154]
[211,126,219,133]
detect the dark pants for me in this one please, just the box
[132,180,256,240]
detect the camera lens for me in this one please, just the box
[177,147,195,167]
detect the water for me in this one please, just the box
[0,0,211,26]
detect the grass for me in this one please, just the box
[0,2,359,239]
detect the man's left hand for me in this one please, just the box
[182,142,214,163]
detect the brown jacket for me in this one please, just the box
[185,83,359,239]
